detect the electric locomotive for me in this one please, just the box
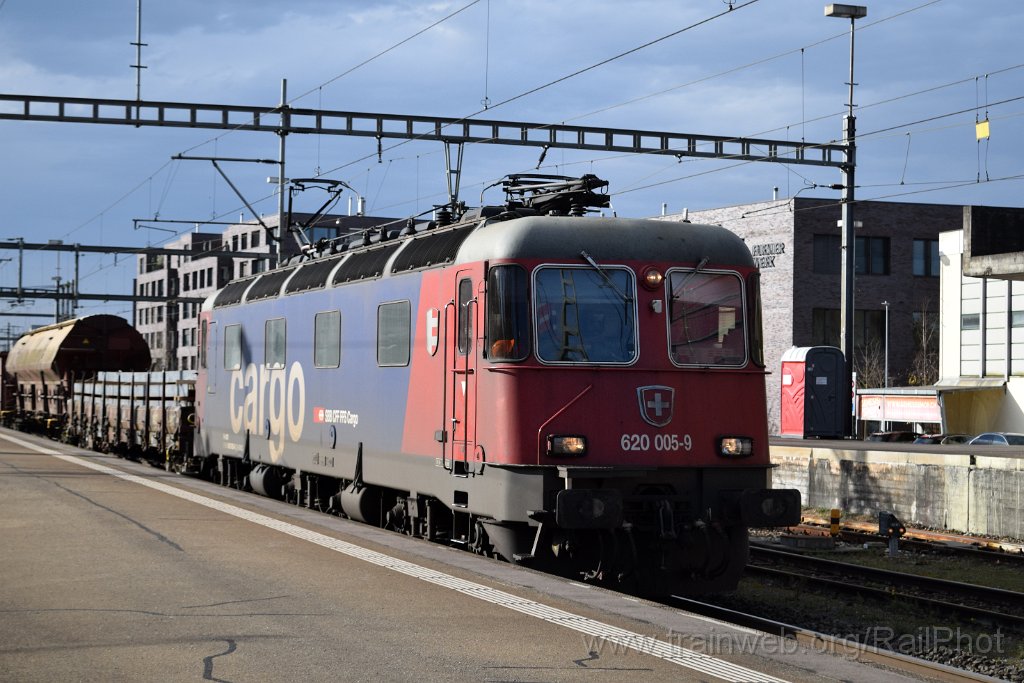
[195,174,800,595]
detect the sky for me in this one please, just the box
[0,0,1022,339]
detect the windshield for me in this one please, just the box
[669,270,746,366]
[534,266,637,363]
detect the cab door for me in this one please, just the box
[446,271,478,476]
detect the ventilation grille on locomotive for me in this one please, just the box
[332,244,401,284]
[285,257,342,294]
[213,279,253,308]
[391,226,473,273]
[246,268,294,301]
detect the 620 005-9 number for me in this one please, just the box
[620,433,692,452]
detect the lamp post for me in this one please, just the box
[882,300,889,431]
[825,3,867,436]
[882,301,889,389]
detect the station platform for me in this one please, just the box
[0,427,949,683]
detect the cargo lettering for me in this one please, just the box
[229,361,306,461]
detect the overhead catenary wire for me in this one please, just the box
[327,1,993,211]
[59,0,971,248]
[615,103,1024,199]
[313,0,765,179]
[176,0,483,158]
[677,172,1024,226]
[9,0,1024,313]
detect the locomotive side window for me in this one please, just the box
[377,301,411,367]
[314,310,341,368]
[486,265,529,361]
[668,270,746,367]
[224,324,242,371]
[457,278,473,356]
[265,318,286,369]
[533,266,637,364]
[199,319,208,369]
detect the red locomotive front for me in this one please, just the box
[425,206,799,594]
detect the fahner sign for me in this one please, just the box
[751,242,785,269]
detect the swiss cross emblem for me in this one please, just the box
[637,385,674,427]
[426,308,440,356]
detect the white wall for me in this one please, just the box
[939,228,1024,433]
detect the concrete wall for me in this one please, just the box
[772,444,1024,538]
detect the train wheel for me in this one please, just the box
[469,519,495,557]
[673,525,749,596]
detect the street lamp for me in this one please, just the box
[825,3,867,437]
[882,299,889,431]
[881,300,889,388]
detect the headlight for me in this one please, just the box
[718,436,753,457]
[642,267,664,290]
[547,435,587,457]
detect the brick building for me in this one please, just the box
[658,198,953,433]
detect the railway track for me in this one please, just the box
[749,543,1024,631]
[670,596,997,683]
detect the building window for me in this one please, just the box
[251,230,260,248]
[1013,311,1024,328]
[265,318,286,369]
[207,267,213,286]
[856,236,890,275]
[961,313,980,330]
[314,310,341,368]
[232,235,239,251]
[811,308,884,349]
[377,301,411,367]
[241,233,248,250]
[913,239,939,276]
[812,234,840,274]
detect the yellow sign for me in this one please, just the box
[976,119,991,140]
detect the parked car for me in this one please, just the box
[967,432,1024,446]
[913,433,971,445]
[866,431,921,443]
